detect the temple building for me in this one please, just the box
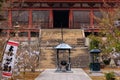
[0,0,119,40]
[0,0,120,68]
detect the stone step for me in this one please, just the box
[39,47,89,68]
[38,29,85,47]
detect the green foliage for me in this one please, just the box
[114,41,120,52]
[105,72,115,80]
[90,39,99,49]
[89,35,100,50]
[94,7,120,54]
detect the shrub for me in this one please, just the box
[105,72,115,80]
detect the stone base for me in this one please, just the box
[55,70,73,73]
[90,70,102,73]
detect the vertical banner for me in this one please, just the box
[1,40,19,78]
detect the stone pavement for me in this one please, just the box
[35,69,92,80]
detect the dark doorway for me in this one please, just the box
[53,10,69,28]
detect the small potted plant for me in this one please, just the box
[105,72,116,80]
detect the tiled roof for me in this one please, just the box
[55,43,72,49]
[90,49,101,54]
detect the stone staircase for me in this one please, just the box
[39,49,55,68]
[39,47,89,68]
[34,29,86,47]
[34,29,89,68]
[71,48,89,68]
[76,38,85,47]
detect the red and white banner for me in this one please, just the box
[1,40,19,78]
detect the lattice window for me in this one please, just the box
[93,10,103,28]
[32,10,49,28]
[12,10,29,26]
[0,11,8,29]
[73,10,90,29]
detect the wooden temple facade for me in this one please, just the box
[0,0,120,39]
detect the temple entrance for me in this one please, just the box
[53,10,69,28]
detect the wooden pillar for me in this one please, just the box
[49,9,53,28]
[90,10,94,29]
[69,10,73,29]
[28,10,32,41]
[56,50,59,70]
[8,10,12,38]
[68,49,71,71]
[8,10,12,28]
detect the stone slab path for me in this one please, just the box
[35,69,92,80]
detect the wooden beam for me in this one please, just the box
[90,10,94,28]
[69,10,73,29]
[28,10,32,28]
[8,10,12,28]
[28,10,32,41]
[15,0,119,3]
[49,9,53,28]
